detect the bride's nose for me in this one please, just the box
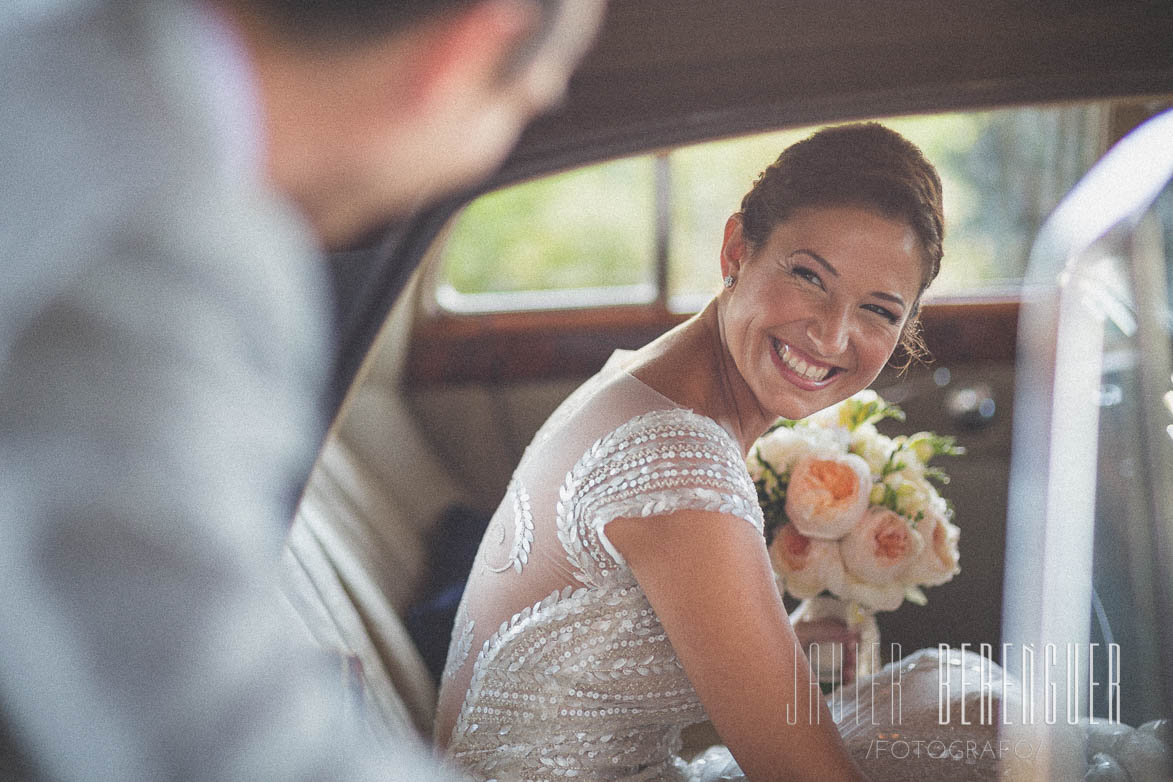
[806,305,851,357]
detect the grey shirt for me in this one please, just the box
[0,2,444,779]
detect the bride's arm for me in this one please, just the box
[608,510,870,782]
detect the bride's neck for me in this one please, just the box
[628,300,770,455]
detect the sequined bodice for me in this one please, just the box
[436,364,763,782]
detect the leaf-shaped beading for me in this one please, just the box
[452,408,747,778]
[487,478,536,575]
[452,583,603,744]
[442,613,476,684]
[556,408,759,588]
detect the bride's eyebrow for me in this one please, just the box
[872,291,906,309]
[788,249,838,277]
[790,249,906,309]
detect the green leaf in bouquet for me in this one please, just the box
[764,417,798,434]
[906,432,965,463]
[878,447,907,479]
[870,481,909,518]
[754,453,792,544]
[924,466,950,485]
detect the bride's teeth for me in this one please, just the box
[776,341,831,382]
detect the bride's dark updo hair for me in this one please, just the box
[738,123,945,366]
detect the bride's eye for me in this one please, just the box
[863,303,900,325]
[791,265,824,289]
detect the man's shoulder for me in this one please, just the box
[2,1,202,207]
[1,0,319,346]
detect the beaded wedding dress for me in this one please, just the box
[434,353,1127,781]
[435,352,762,781]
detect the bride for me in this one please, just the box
[434,123,945,781]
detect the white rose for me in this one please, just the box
[752,426,813,476]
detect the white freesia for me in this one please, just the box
[806,389,881,431]
[785,450,871,539]
[887,442,928,479]
[848,423,893,475]
[801,402,843,431]
[905,432,939,464]
[885,470,936,519]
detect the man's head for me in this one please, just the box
[222,0,605,246]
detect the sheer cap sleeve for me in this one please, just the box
[556,408,764,588]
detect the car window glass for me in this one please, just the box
[1089,178,1173,725]
[438,103,1105,313]
[436,156,658,312]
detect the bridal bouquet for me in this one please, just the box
[749,390,963,615]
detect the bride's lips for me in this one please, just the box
[769,338,843,390]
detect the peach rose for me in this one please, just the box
[902,507,960,587]
[839,506,924,584]
[769,523,846,599]
[784,451,871,539]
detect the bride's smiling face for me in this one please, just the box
[719,205,924,422]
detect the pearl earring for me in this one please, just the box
[723,275,736,289]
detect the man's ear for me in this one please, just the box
[720,214,748,279]
[407,0,538,111]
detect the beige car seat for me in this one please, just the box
[280,284,468,745]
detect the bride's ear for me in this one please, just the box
[720,214,748,281]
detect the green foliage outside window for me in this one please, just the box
[441,156,656,296]
[440,104,1104,308]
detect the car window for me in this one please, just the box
[1002,108,1173,742]
[1087,178,1173,725]
[437,103,1106,313]
[438,156,659,312]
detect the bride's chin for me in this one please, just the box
[763,385,856,423]
[762,394,819,423]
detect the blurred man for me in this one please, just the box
[0,1,603,780]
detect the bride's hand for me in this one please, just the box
[789,615,862,685]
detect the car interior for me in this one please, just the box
[276,0,1173,773]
